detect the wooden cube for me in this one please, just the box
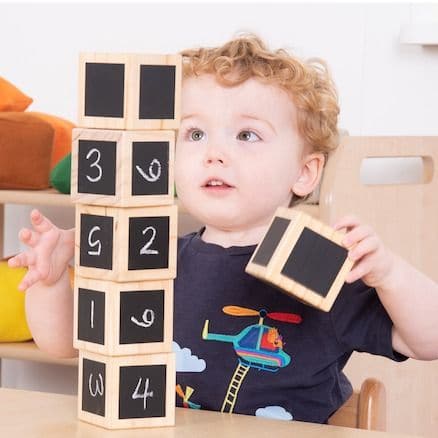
[78,350,175,429]
[71,128,175,207]
[78,52,181,130]
[74,277,173,356]
[245,207,354,312]
[75,204,177,281]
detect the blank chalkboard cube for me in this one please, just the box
[74,277,173,356]
[245,208,354,312]
[71,128,175,207]
[75,204,177,281]
[78,350,175,429]
[78,53,181,130]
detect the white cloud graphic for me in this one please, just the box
[173,341,206,372]
[255,406,293,421]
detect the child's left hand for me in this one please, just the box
[332,215,396,288]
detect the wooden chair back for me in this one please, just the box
[328,378,386,431]
[319,136,438,282]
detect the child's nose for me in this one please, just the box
[203,142,228,166]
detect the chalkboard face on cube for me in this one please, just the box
[119,364,166,419]
[120,290,165,344]
[252,217,291,267]
[139,65,175,120]
[77,139,117,196]
[78,288,105,345]
[128,216,169,270]
[131,141,169,196]
[281,227,348,297]
[246,208,353,311]
[80,214,114,270]
[85,62,125,118]
[82,358,106,417]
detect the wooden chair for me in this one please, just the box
[328,378,386,431]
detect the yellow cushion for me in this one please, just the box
[0,261,32,342]
[0,77,33,112]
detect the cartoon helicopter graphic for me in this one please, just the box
[202,305,302,413]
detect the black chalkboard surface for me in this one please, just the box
[85,62,125,118]
[281,227,348,297]
[80,214,114,270]
[119,290,165,344]
[128,216,169,270]
[82,358,106,417]
[131,141,169,196]
[139,65,175,120]
[118,364,166,419]
[78,288,105,345]
[252,217,291,267]
[77,139,117,195]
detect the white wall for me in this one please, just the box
[1,0,437,395]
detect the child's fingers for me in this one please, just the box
[348,235,379,261]
[7,251,36,268]
[345,258,373,283]
[332,215,361,232]
[18,228,40,248]
[343,225,374,248]
[30,209,54,234]
[18,269,43,291]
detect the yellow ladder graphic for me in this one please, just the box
[221,363,250,413]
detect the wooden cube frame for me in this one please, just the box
[74,277,173,356]
[71,128,175,207]
[78,52,181,130]
[78,351,175,429]
[245,207,354,312]
[75,204,177,282]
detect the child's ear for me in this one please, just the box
[292,152,325,197]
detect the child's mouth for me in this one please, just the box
[202,179,235,194]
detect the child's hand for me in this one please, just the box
[8,209,75,291]
[332,215,396,288]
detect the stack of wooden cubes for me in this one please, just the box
[70,52,181,429]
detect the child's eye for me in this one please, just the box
[189,129,205,141]
[237,130,261,142]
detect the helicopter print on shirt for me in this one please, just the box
[202,305,302,413]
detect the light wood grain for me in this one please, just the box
[71,128,175,207]
[0,341,77,366]
[246,208,353,311]
[319,136,438,438]
[77,351,175,429]
[74,204,178,282]
[77,53,181,131]
[0,388,416,437]
[73,278,173,356]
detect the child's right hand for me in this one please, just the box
[8,209,75,291]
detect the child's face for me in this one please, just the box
[175,74,307,233]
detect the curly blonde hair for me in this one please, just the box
[180,33,340,158]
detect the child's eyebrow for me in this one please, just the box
[181,113,198,122]
[239,114,276,134]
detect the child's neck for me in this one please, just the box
[201,224,269,248]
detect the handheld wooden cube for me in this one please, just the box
[78,52,181,130]
[245,207,354,312]
[71,128,175,207]
[74,277,173,356]
[78,350,175,429]
[75,204,177,281]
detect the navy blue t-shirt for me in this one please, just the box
[173,230,407,423]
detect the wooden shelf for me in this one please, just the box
[0,341,77,366]
[0,189,71,207]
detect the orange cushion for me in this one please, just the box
[0,77,33,112]
[29,112,75,169]
[0,112,54,189]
